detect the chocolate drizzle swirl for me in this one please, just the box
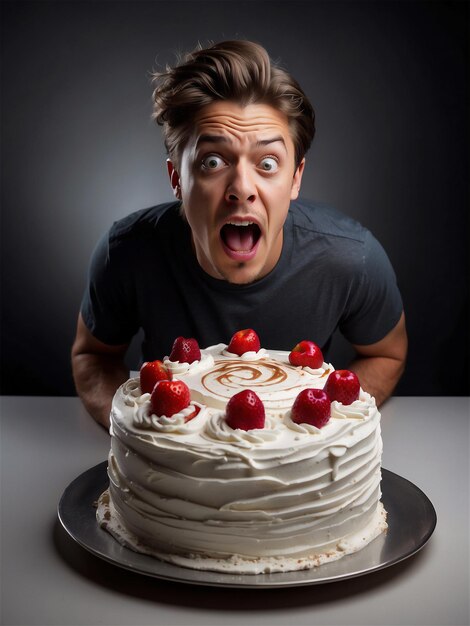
[202,359,288,398]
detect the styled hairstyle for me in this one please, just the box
[151,40,315,168]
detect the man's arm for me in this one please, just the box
[348,312,407,407]
[71,313,130,429]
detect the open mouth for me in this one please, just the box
[220,221,262,253]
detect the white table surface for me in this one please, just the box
[1,395,469,626]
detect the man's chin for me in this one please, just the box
[218,262,265,285]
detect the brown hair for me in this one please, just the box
[151,40,315,168]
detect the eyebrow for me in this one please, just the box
[196,135,287,149]
[256,136,286,149]
[196,135,229,147]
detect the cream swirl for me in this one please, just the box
[282,411,322,435]
[163,353,214,376]
[122,378,144,404]
[303,361,334,378]
[203,412,281,447]
[222,348,269,360]
[331,391,376,420]
[132,401,207,433]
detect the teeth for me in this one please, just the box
[226,221,254,227]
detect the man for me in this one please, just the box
[72,40,407,429]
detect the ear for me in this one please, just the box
[290,158,306,200]
[167,159,182,200]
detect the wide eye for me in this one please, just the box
[259,157,279,172]
[202,155,225,171]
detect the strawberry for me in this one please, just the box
[227,329,261,356]
[289,340,324,369]
[291,388,331,428]
[169,336,201,364]
[225,390,265,431]
[323,370,360,405]
[140,360,172,394]
[150,380,191,416]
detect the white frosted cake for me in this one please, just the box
[97,334,387,575]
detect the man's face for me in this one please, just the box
[168,101,305,285]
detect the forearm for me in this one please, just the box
[348,355,405,407]
[72,352,129,429]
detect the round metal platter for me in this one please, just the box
[58,461,436,588]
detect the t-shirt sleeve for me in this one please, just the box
[80,230,139,345]
[339,230,403,345]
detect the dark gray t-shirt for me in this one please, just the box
[81,198,403,361]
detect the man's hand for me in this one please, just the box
[71,314,129,429]
[349,312,408,407]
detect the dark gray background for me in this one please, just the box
[1,1,468,397]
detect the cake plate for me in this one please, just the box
[57,462,436,588]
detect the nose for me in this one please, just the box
[225,161,256,204]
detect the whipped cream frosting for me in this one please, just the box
[97,343,387,574]
[163,352,215,376]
